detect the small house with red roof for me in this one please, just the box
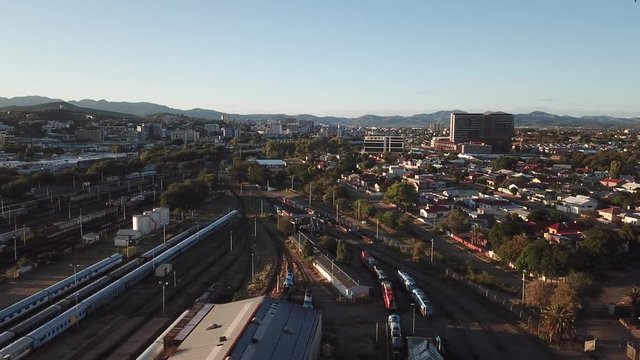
[599,178,624,188]
[544,222,583,244]
[596,206,624,223]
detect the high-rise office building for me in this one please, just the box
[449,112,514,152]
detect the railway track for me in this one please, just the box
[358,243,555,360]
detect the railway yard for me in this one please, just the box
[0,174,564,360]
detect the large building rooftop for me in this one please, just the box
[168,296,322,360]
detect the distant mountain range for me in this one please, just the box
[1,95,639,128]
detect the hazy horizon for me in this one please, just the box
[1,1,639,118]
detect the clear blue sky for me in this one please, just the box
[1,0,638,117]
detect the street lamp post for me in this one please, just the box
[230,230,233,252]
[70,264,80,327]
[411,303,416,335]
[159,281,168,314]
[376,219,379,240]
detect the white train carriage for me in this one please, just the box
[0,211,239,359]
[0,336,32,360]
[0,254,123,328]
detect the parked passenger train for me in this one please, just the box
[381,281,397,310]
[411,288,433,317]
[388,314,404,355]
[397,270,416,293]
[0,210,238,359]
[0,228,203,351]
[0,254,123,329]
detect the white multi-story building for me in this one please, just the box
[557,195,597,215]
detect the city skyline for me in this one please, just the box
[1,1,639,118]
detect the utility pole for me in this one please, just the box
[308,183,311,208]
[431,238,434,264]
[230,230,233,252]
[522,271,526,304]
[68,202,71,219]
[376,219,379,240]
[163,225,166,243]
[79,208,83,237]
[254,217,257,237]
[251,252,255,280]
[261,199,264,217]
[336,204,339,223]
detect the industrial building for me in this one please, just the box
[159,296,322,360]
[449,112,514,152]
[363,135,405,153]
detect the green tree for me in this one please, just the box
[160,180,209,209]
[625,285,640,324]
[525,279,554,308]
[302,239,314,257]
[541,304,575,343]
[317,235,337,255]
[619,223,639,245]
[609,160,621,179]
[488,214,526,249]
[582,227,620,258]
[247,164,272,185]
[383,182,418,210]
[490,156,520,170]
[412,240,426,262]
[527,208,547,222]
[496,234,530,264]
[551,282,580,312]
[442,208,471,234]
[336,240,350,264]
[380,211,397,228]
[352,199,374,220]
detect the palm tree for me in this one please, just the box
[625,285,640,323]
[541,304,575,343]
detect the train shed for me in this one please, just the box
[166,296,322,360]
[313,254,370,300]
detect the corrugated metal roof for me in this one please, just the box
[170,296,263,360]
[230,298,322,360]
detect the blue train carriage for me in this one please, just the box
[0,336,33,360]
[411,288,433,317]
[0,254,123,328]
[397,270,416,293]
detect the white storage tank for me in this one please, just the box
[133,214,152,235]
[146,210,161,231]
[156,207,170,226]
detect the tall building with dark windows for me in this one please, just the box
[449,112,514,152]
[363,135,405,153]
